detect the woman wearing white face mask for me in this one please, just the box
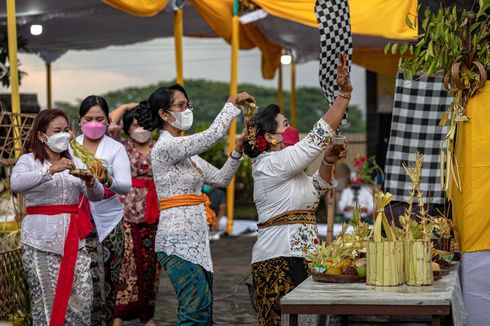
[135,84,254,325]
[11,109,104,325]
[76,95,132,326]
[108,103,160,326]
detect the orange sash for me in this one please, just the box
[159,193,216,224]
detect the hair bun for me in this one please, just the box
[135,101,155,131]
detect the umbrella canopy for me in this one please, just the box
[0,0,417,77]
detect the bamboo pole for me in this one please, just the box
[46,63,52,109]
[277,65,283,113]
[174,8,184,85]
[225,1,239,235]
[6,0,21,158]
[290,58,297,128]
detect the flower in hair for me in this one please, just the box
[256,135,267,152]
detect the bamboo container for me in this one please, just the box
[366,192,405,286]
[404,239,433,286]
[367,241,404,286]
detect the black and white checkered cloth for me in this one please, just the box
[315,0,352,113]
[384,72,451,204]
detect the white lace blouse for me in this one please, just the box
[153,103,241,272]
[11,153,104,255]
[251,118,337,264]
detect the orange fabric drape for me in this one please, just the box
[102,0,169,17]
[253,0,418,40]
[189,0,282,79]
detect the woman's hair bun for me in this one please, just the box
[135,100,154,131]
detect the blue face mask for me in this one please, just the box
[202,185,212,193]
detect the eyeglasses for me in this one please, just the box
[169,101,193,112]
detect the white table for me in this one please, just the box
[281,265,465,326]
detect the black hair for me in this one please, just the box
[135,84,189,131]
[243,104,281,158]
[122,109,137,135]
[79,95,110,120]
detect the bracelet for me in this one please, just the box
[322,159,336,167]
[339,91,351,100]
[230,151,243,160]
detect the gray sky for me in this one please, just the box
[15,37,366,112]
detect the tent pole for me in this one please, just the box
[277,65,283,112]
[290,57,297,128]
[174,7,184,85]
[46,63,52,109]
[225,0,239,236]
[6,0,21,158]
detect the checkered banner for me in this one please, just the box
[384,72,452,204]
[315,0,352,110]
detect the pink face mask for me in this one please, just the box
[81,121,107,140]
[280,127,300,146]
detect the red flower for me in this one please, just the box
[313,238,319,245]
[355,177,362,185]
[256,135,267,152]
[354,160,362,167]
[360,156,367,163]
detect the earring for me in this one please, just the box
[271,139,278,146]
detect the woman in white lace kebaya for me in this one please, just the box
[243,63,352,326]
[11,109,104,325]
[135,84,254,325]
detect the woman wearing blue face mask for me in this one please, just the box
[135,84,253,325]
[11,109,104,325]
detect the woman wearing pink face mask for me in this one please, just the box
[108,103,160,326]
[76,95,132,326]
[243,63,351,326]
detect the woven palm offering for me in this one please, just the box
[399,153,434,286]
[308,211,369,283]
[237,100,257,119]
[70,136,108,184]
[366,192,405,286]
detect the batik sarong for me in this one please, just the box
[86,220,124,326]
[252,256,309,326]
[157,252,213,326]
[114,220,160,322]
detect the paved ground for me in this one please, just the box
[138,234,258,326]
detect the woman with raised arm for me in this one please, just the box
[243,63,352,326]
[11,109,103,325]
[108,103,160,326]
[135,84,252,325]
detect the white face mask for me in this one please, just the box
[44,132,70,153]
[170,109,193,131]
[130,127,151,144]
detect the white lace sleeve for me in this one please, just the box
[10,154,53,193]
[258,119,334,181]
[193,152,241,188]
[153,103,240,164]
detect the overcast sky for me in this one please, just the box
[13,37,366,112]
